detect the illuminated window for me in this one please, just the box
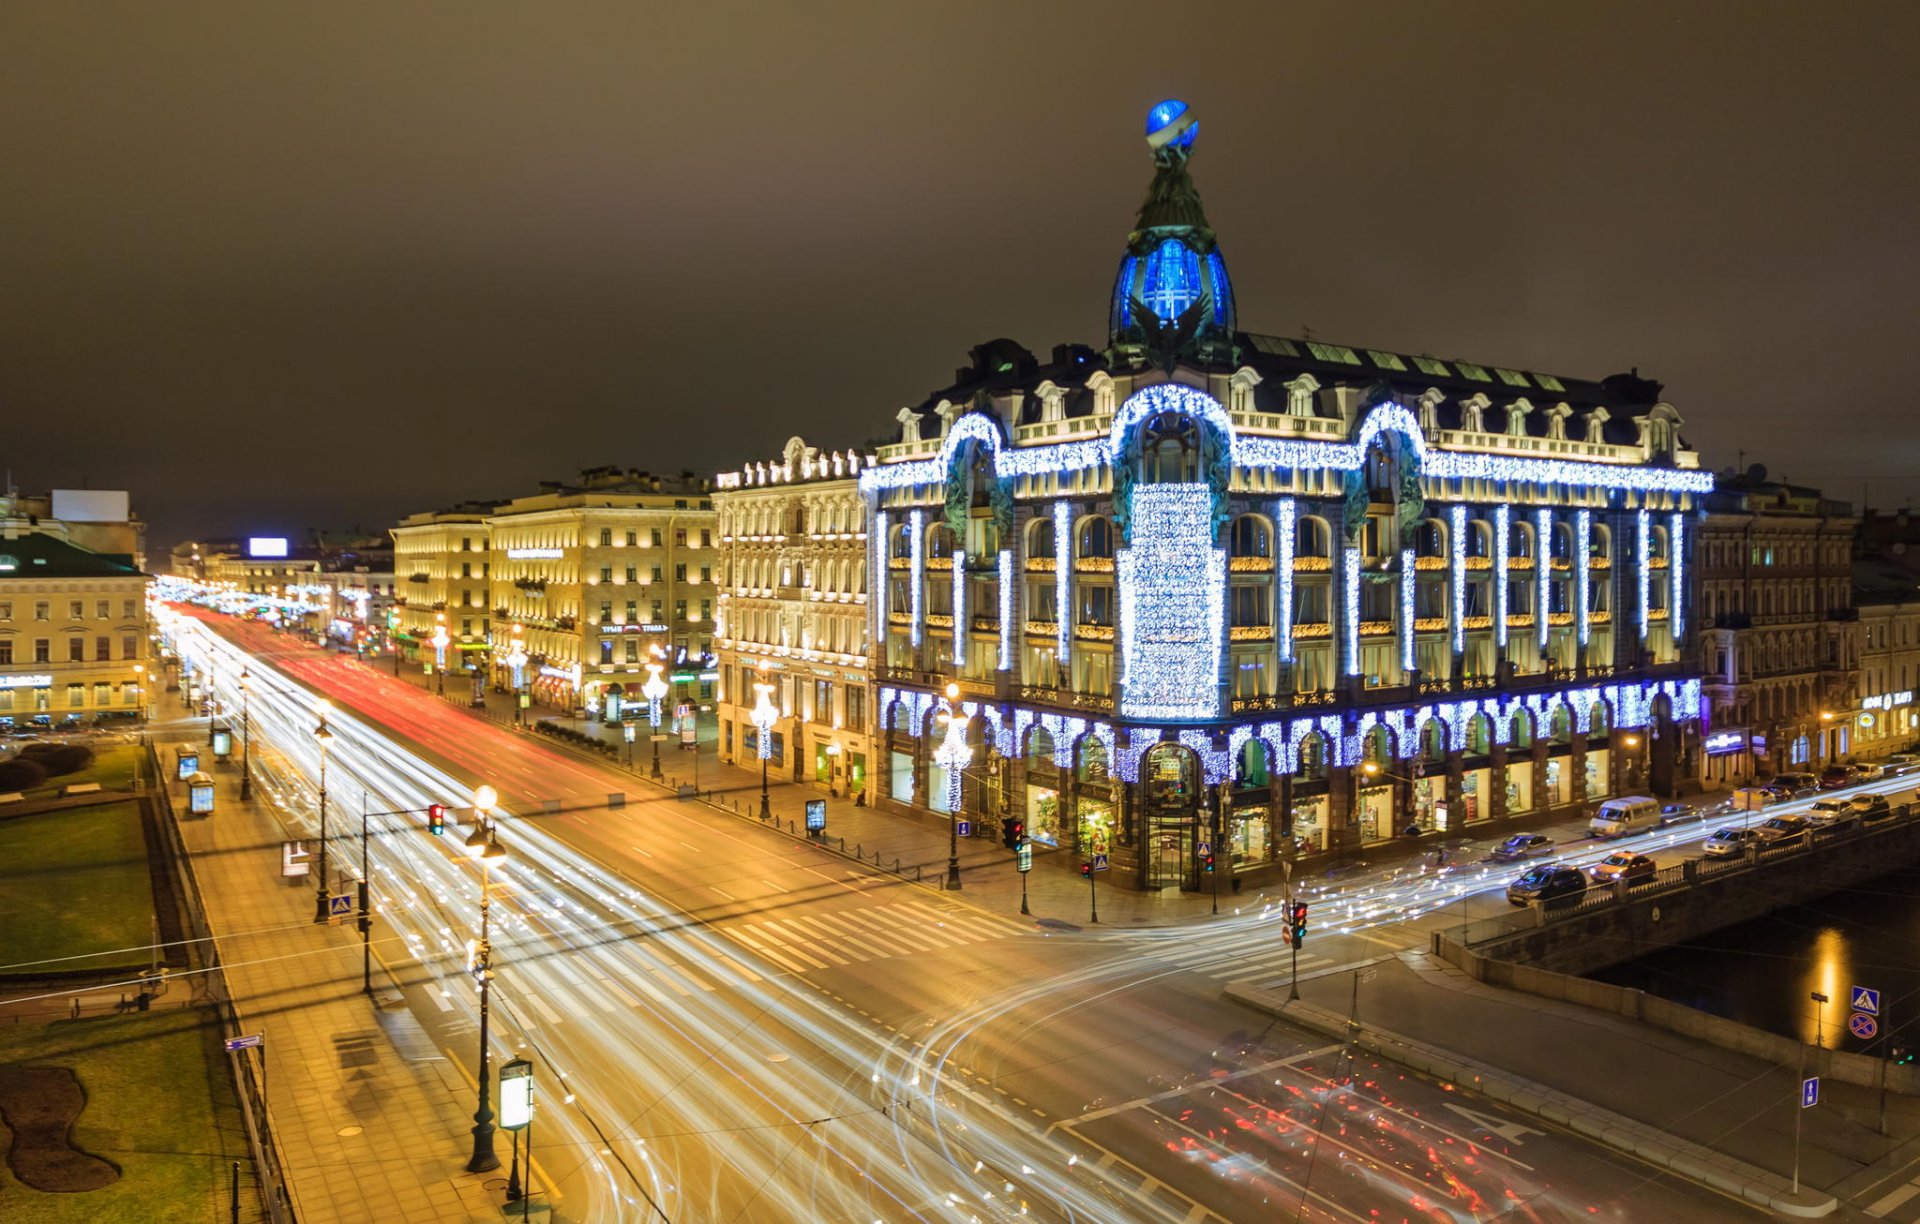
[1141,239,1202,323]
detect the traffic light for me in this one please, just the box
[1080,861,1093,879]
[1003,819,1025,851]
[427,804,446,836]
[1201,847,1215,873]
[1895,1045,1914,1065]
[1290,901,1308,947]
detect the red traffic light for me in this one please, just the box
[1004,819,1026,850]
[1291,901,1308,924]
[427,804,446,835]
[1080,861,1093,878]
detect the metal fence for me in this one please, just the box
[148,749,295,1224]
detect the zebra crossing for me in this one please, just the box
[1109,933,1338,985]
[719,899,1027,976]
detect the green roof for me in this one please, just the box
[0,533,145,580]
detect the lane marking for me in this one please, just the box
[1051,1044,1347,1129]
[1867,1176,1920,1217]
[709,886,736,902]
[716,955,764,983]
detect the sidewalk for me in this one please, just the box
[1232,948,1918,1216]
[383,659,1278,928]
[157,717,508,1224]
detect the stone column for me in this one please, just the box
[1489,745,1510,821]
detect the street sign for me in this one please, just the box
[956,820,972,838]
[1196,841,1212,858]
[1802,1076,1820,1108]
[1092,853,1110,872]
[1017,842,1032,873]
[1851,1012,1880,1040]
[1853,986,1882,1016]
[328,894,354,918]
[224,1033,264,1052]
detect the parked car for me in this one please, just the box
[1659,803,1694,822]
[1849,794,1894,821]
[1757,814,1811,843]
[1507,865,1589,907]
[1588,796,1662,839]
[1703,827,1762,858]
[1884,753,1918,773]
[1850,762,1887,782]
[1588,851,1657,886]
[1767,772,1820,798]
[1490,833,1556,862]
[1818,765,1855,790]
[1807,798,1858,828]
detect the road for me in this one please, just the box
[166,605,1769,1221]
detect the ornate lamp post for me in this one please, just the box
[642,656,669,781]
[749,665,777,819]
[206,659,218,744]
[239,666,253,801]
[311,702,334,924]
[504,627,529,726]
[934,682,971,890]
[465,785,507,1174]
[432,615,450,695]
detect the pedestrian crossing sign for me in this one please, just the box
[1853,986,1881,1015]
[328,894,354,918]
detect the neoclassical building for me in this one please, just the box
[861,101,1709,889]
[713,438,875,797]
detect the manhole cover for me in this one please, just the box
[336,1126,363,1137]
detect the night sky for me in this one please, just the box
[5,3,1917,554]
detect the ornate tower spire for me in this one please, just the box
[1109,99,1237,367]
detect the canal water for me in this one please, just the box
[1590,862,1920,1052]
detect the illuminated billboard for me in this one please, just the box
[247,537,290,558]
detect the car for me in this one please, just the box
[1659,803,1694,822]
[1757,814,1811,843]
[1851,762,1887,782]
[1807,798,1858,828]
[1507,865,1589,907]
[1490,833,1555,862]
[1588,851,1657,886]
[1703,827,1762,858]
[1849,794,1894,821]
[1766,772,1820,799]
[1818,765,1855,790]
[1886,753,1918,774]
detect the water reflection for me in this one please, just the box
[1594,866,1916,1052]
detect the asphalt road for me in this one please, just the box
[172,607,1768,1221]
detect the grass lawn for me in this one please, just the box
[20,743,145,799]
[0,801,154,973]
[0,1008,250,1222]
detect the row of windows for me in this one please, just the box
[0,599,141,621]
[728,556,865,595]
[1698,538,1850,570]
[0,636,142,664]
[720,500,864,540]
[726,609,865,657]
[717,666,867,732]
[0,683,142,711]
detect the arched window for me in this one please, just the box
[1077,738,1110,784]
[1026,727,1056,772]
[1236,738,1269,788]
[1141,411,1201,483]
[1509,522,1533,559]
[1230,515,1272,559]
[1510,711,1534,749]
[1549,706,1574,743]
[1468,521,1494,559]
[1028,517,1057,560]
[1416,519,1447,560]
[1419,718,1446,761]
[927,523,955,560]
[1466,715,1492,755]
[1296,516,1332,559]
[1590,701,1611,737]
[1298,732,1328,782]
[889,524,913,560]
[1078,517,1115,559]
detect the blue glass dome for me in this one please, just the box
[1110,237,1235,334]
[1145,99,1198,151]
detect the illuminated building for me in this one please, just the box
[713,437,873,797]
[390,506,493,670]
[1851,559,1920,758]
[1696,471,1859,782]
[864,101,1709,887]
[0,532,150,729]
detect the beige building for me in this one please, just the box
[487,468,716,714]
[1696,473,1858,784]
[1852,558,1920,756]
[713,438,874,797]
[1,490,145,572]
[0,531,151,729]
[390,506,493,673]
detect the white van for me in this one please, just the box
[1588,796,1663,839]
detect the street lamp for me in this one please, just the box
[504,627,529,726]
[239,666,252,801]
[311,702,334,924]
[206,659,218,744]
[749,664,777,819]
[642,656,668,781]
[465,786,508,1175]
[433,615,450,695]
[826,741,843,798]
[934,682,971,890]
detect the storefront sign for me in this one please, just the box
[1703,729,1749,756]
[538,664,577,682]
[0,674,54,690]
[1864,692,1914,711]
[506,548,564,559]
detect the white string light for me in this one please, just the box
[1449,504,1467,656]
[1054,500,1073,667]
[1535,507,1552,652]
[1493,504,1510,649]
[952,548,967,666]
[1669,511,1686,641]
[997,549,1013,671]
[908,509,924,648]
[1636,508,1651,642]
[1276,497,1297,663]
[1575,508,1592,648]
[1399,548,1417,673]
[1117,483,1223,719]
[1343,545,1361,676]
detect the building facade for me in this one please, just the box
[484,469,718,715]
[0,532,151,729]
[390,506,493,677]
[713,437,875,798]
[1695,474,1859,784]
[1852,559,1920,756]
[862,102,1709,889]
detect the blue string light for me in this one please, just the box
[1449,504,1467,655]
[1277,498,1297,663]
[1636,509,1651,642]
[1669,511,1686,641]
[1054,500,1073,666]
[1400,548,1417,673]
[998,549,1013,671]
[1536,507,1552,652]
[1117,483,1224,720]
[909,509,924,648]
[1575,508,1592,647]
[1343,546,1361,676]
[1494,505,1510,649]
[952,548,967,666]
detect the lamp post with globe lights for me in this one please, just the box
[642,655,669,781]
[749,665,778,819]
[934,683,971,890]
[432,615,450,695]
[239,667,253,801]
[464,785,508,1174]
[504,627,529,726]
[311,702,335,924]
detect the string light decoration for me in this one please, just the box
[1535,507,1552,651]
[860,396,1715,497]
[1493,505,1511,648]
[1276,498,1297,662]
[1399,548,1417,673]
[1669,511,1686,641]
[997,549,1014,671]
[1178,729,1234,785]
[909,509,925,647]
[873,509,889,632]
[1054,500,1073,666]
[952,548,967,666]
[933,691,971,814]
[1448,504,1467,655]
[1575,508,1592,647]
[1342,546,1362,676]
[1636,509,1651,641]
[1118,483,1224,719]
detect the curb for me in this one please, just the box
[1223,981,1840,1219]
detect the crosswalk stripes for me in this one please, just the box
[718,900,1024,974]
[1103,933,1335,982]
